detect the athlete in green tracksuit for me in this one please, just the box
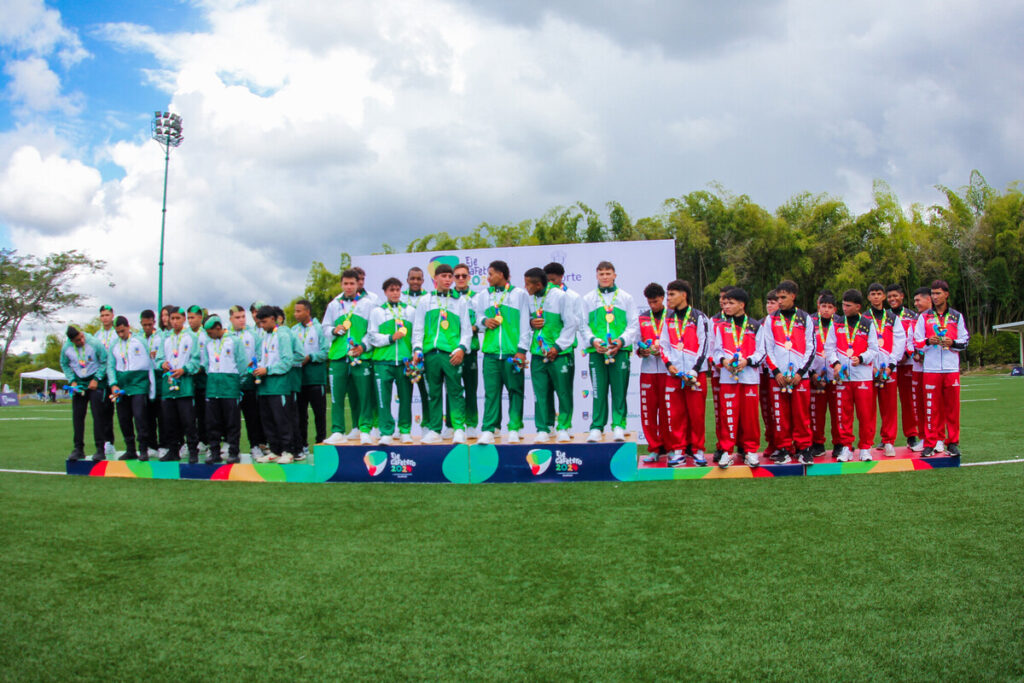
[524,268,578,442]
[401,267,431,429]
[293,299,329,456]
[581,261,639,442]
[107,316,156,461]
[447,263,480,435]
[411,263,472,443]
[475,260,532,443]
[367,278,416,444]
[321,269,377,444]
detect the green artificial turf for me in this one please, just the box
[0,373,1022,680]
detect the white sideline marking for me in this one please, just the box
[0,417,66,421]
[960,398,997,403]
[962,459,1024,467]
[0,468,65,475]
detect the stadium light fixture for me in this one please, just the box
[151,110,184,314]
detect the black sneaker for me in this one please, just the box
[771,450,792,464]
[809,443,826,457]
[204,453,224,465]
[68,449,84,461]
[713,449,725,464]
[907,436,920,449]
[119,450,138,461]
[159,450,180,462]
[945,442,961,456]
[225,454,240,464]
[798,449,814,465]
[138,450,149,462]
[92,451,106,461]
[187,452,199,465]
[921,447,935,457]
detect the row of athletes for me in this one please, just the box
[59,260,967,468]
[636,278,966,468]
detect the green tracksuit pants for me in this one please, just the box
[531,354,574,432]
[482,354,525,433]
[374,362,412,435]
[424,351,464,432]
[329,359,374,434]
[445,350,479,430]
[588,352,630,430]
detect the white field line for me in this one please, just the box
[960,398,998,403]
[0,468,65,475]
[0,417,66,421]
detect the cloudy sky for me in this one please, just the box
[1,0,1022,347]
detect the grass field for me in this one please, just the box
[1,373,1022,680]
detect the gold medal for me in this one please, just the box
[605,313,615,323]
[440,320,449,330]
[495,314,504,324]
[341,320,351,331]
[784,340,792,350]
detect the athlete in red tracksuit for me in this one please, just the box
[758,290,780,456]
[708,287,730,462]
[913,280,969,457]
[909,287,931,451]
[809,292,841,457]
[638,283,672,462]
[887,284,921,450]
[866,284,906,456]
[755,281,816,464]
[711,288,764,468]
[659,280,710,467]
[824,290,879,461]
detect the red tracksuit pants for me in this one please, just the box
[897,365,919,439]
[719,382,761,454]
[770,378,812,451]
[639,373,672,454]
[912,370,927,442]
[922,372,961,447]
[666,372,707,453]
[711,373,723,450]
[836,381,876,450]
[810,383,841,447]
[874,375,898,444]
[759,373,777,452]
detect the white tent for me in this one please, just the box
[18,367,66,397]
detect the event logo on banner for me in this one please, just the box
[363,451,388,476]
[355,240,676,439]
[526,449,552,475]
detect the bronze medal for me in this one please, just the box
[440,320,449,330]
[784,340,792,350]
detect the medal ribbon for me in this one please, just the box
[75,345,88,368]
[933,310,950,337]
[729,315,747,352]
[118,339,129,368]
[779,311,797,345]
[843,317,857,356]
[817,317,832,350]
[671,307,693,344]
[870,309,885,336]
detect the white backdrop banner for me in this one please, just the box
[354,240,677,439]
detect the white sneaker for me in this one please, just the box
[744,453,760,467]
[909,439,925,453]
[556,430,571,443]
[370,427,381,440]
[255,453,279,463]
[295,447,309,462]
[586,429,602,443]
[157,448,169,459]
[935,440,945,453]
[836,446,853,462]
[667,451,686,467]
[440,426,455,440]
[507,430,521,444]
[260,445,272,457]
[379,435,393,446]
[719,452,733,469]
[277,452,294,464]
[198,442,210,456]
[400,433,413,444]
[883,443,896,457]
[477,431,495,445]
[359,432,373,445]
[466,427,479,439]
[104,442,116,456]
[452,429,466,444]
[179,444,188,458]
[859,449,873,461]
[324,432,346,445]
[421,431,441,444]
[612,426,626,442]
[347,428,359,440]
[534,432,551,443]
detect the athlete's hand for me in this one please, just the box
[544,347,558,362]
[349,345,363,358]
[253,367,267,377]
[484,318,500,330]
[161,361,171,372]
[513,352,526,367]
[393,327,407,340]
[449,348,464,366]
[851,356,861,366]
[592,339,607,354]
[940,337,953,348]
[530,317,544,330]
[171,368,185,379]
[637,347,650,357]
[88,379,98,391]
[667,364,679,376]
[736,357,749,370]
[333,325,346,336]
[927,335,941,346]
[775,374,788,387]
[302,355,311,366]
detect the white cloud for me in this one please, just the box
[0,146,101,233]
[4,56,81,114]
[0,0,88,65]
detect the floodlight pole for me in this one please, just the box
[151,111,183,314]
